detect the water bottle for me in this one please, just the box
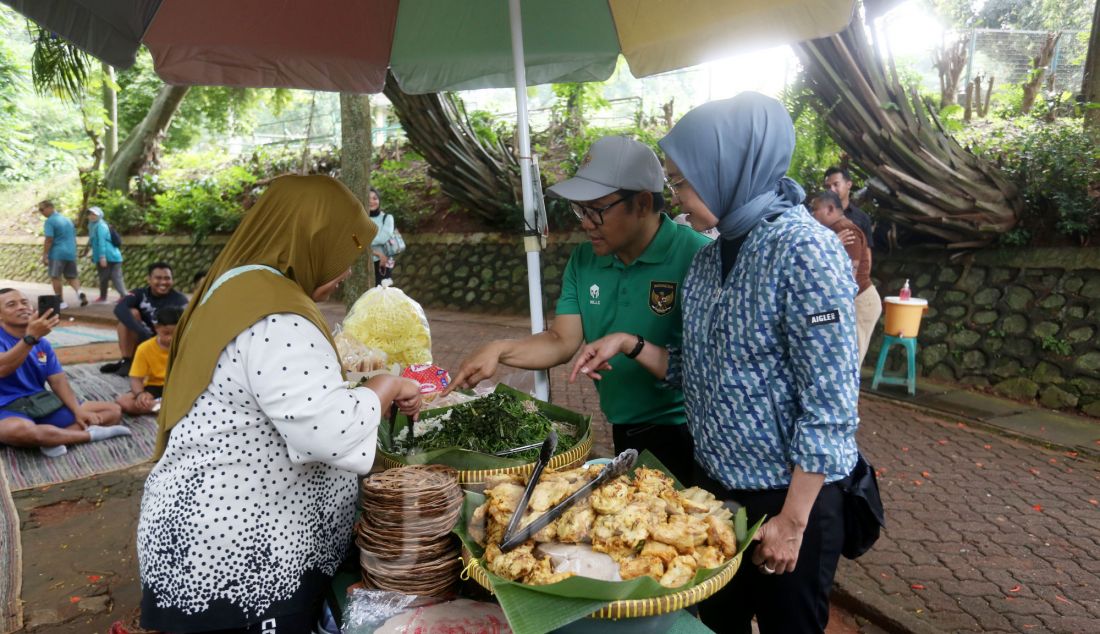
[899,279,911,301]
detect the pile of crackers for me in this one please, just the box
[356,465,464,597]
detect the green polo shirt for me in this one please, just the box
[556,214,711,426]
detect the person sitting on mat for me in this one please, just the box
[0,288,129,458]
[116,306,181,416]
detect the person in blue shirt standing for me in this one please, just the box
[572,93,860,633]
[87,207,127,301]
[38,200,87,309]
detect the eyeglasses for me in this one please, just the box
[570,191,638,226]
[666,177,688,197]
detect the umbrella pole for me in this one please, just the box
[509,0,550,401]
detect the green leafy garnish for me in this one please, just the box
[397,392,578,461]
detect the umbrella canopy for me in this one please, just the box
[3,0,856,400]
[4,0,857,94]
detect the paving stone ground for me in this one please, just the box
[838,396,1100,633]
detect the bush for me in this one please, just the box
[960,118,1100,244]
[90,188,145,233]
[372,154,436,229]
[149,165,258,241]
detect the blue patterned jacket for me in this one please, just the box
[667,206,859,490]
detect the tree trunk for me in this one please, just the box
[933,37,968,108]
[103,84,189,192]
[1084,0,1100,143]
[383,72,520,226]
[1020,32,1060,114]
[102,63,118,166]
[794,19,1022,247]
[339,93,374,305]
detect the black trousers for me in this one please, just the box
[200,611,315,634]
[695,467,845,634]
[611,422,694,486]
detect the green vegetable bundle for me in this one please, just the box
[378,384,591,471]
[396,391,578,461]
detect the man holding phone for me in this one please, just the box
[0,289,129,458]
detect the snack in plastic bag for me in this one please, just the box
[401,363,450,402]
[333,326,389,374]
[343,280,432,368]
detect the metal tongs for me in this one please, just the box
[500,447,639,552]
[501,431,557,546]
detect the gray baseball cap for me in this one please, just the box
[547,136,664,202]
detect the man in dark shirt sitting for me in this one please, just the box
[100,262,188,376]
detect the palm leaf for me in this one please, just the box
[29,26,90,103]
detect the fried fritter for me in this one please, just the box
[554,502,594,544]
[485,542,539,581]
[706,514,737,557]
[619,555,665,580]
[524,556,574,585]
[640,540,679,565]
[659,555,698,588]
[468,503,488,545]
[589,475,632,514]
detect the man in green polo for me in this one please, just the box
[447,135,710,482]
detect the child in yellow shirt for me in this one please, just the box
[117,306,182,415]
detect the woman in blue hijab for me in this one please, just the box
[572,92,860,633]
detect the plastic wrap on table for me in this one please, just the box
[343,281,432,368]
[340,588,419,634]
[373,598,513,634]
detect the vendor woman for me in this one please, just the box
[571,93,859,633]
[138,175,423,633]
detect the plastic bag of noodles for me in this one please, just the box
[343,280,432,367]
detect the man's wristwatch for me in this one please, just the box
[625,334,646,359]
[22,334,38,346]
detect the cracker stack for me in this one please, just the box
[356,465,464,597]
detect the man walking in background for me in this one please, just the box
[38,200,87,309]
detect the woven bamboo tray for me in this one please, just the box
[378,435,592,486]
[460,547,741,619]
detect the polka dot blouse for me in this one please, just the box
[138,314,380,630]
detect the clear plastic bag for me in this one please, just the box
[343,280,432,368]
[341,588,420,634]
[333,324,389,374]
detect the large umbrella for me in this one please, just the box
[3,0,856,398]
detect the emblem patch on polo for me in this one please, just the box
[807,309,840,327]
[649,281,676,316]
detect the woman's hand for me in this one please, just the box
[136,391,156,410]
[751,512,806,575]
[569,333,632,382]
[375,251,391,268]
[393,378,422,419]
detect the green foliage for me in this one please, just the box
[1040,335,1072,356]
[780,83,844,191]
[371,153,437,229]
[149,166,258,241]
[29,28,90,103]
[932,0,1092,31]
[467,109,510,147]
[90,188,144,233]
[959,118,1100,242]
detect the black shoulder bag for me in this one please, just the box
[840,451,886,559]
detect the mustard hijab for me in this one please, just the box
[154,175,377,458]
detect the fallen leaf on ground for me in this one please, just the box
[1089,499,1098,506]
[1066,451,1078,458]
[1029,468,1041,476]
[1032,504,1043,512]
[1008,584,1021,593]
[983,444,992,449]
[975,462,984,467]
[902,447,909,452]
[913,480,923,486]
[911,584,925,590]
[921,471,931,478]
[937,439,948,445]
[1055,595,1071,604]
[69,596,80,604]
[87,575,101,583]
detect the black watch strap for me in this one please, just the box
[625,334,645,359]
[22,334,38,346]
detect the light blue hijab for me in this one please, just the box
[659,92,805,241]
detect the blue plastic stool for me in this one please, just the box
[871,335,918,395]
